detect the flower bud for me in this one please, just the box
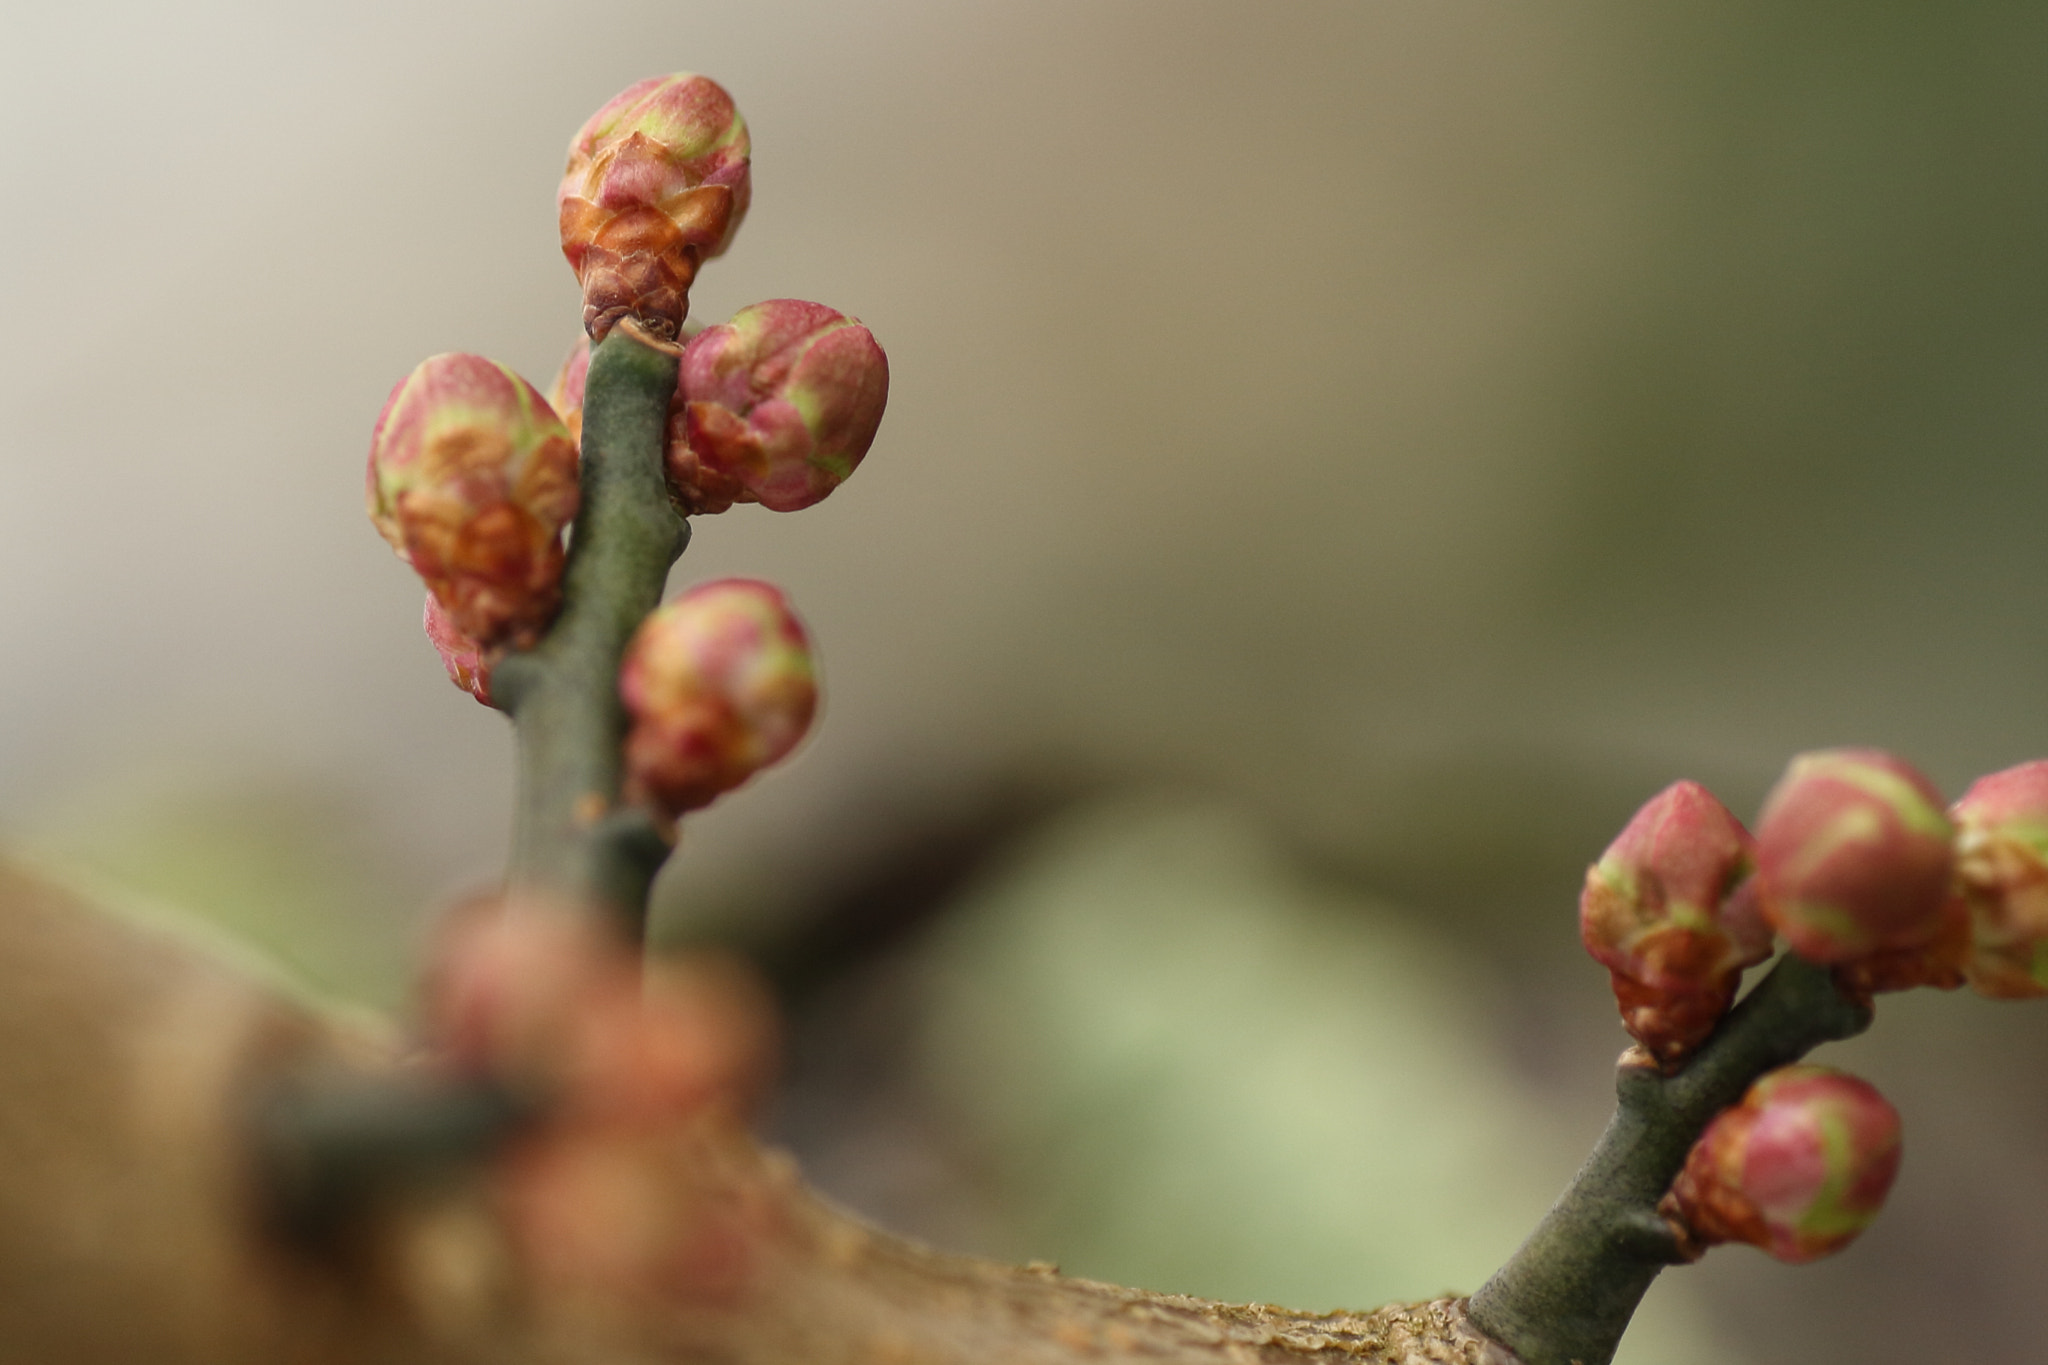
[668,299,889,514]
[547,335,591,447]
[1664,1064,1901,1264]
[423,593,493,706]
[558,74,751,342]
[1754,748,1954,965]
[368,353,579,648]
[1951,759,2048,999]
[619,579,817,816]
[1580,781,1774,1064]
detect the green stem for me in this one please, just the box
[1466,955,1872,1365]
[491,324,687,935]
[256,329,686,1236]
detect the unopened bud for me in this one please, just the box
[558,74,751,341]
[1580,781,1773,1064]
[1664,1064,1901,1264]
[619,579,817,816]
[1951,759,2048,999]
[668,299,889,514]
[547,335,591,448]
[1754,748,1954,965]
[423,593,493,707]
[368,353,579,648]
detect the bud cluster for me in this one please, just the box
[1583,750,2048,1057]
[425,899,780,1300]
[1663,1064,1901,1264]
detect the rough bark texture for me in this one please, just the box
[0,862,1521,1365]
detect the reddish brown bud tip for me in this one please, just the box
[368,353,579,648]
[668,299,889,515]
[1952,759,2048,999]
[619,579,817,816]
[1580,781,1773,1063]
[423,593,494,707]
[559,74,751,341]
[1754,749,1954,965]
[1665,1065,1901,1264]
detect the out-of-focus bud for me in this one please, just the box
[668,299,889,515]
[423,593,494,706]
[547,335,591,447]
[1663,1064,1901,1264]
[425,898,778,1117]
[1580,781,1774,1065]
[558,74,751,342]
[368,354,579,648]
[424,898,782,1304]
[1754,748,1954,965]
[1951,759,2048,999]
[619,579,817,816]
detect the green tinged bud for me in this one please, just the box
[1579,781,1773,1065]
[367,354,579,649]
[1754,749,1956,967]
[669,299,889,515]
[1951,759,2048,999]
[558,74,751,342]
[1664,1065,1901,1264]
[618,579,817,817]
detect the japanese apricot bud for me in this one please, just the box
[423,593,493,707]
[368,353,579,648]
[558,73,751,342]
[668,299,889,514]
[619,579,817,816]
[1580,781,1774,1063]
[1664,1065,1901,1264]
[1754,748,1955,965]
[547,335,591,447]
[1951,759,2048,999]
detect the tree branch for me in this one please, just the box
[1465,953,1873,1365]
[260,324,688,1238]
[492,320,687,934]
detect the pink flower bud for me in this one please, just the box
[423,593,493,706]
[1951,759,2048,999]
[368,354,579,648]
[547,335,591,448]
[1580,782,1774,1064]
[1754,749,1955,965]
[558,74,751,341]
[668,299,889,514]
[619,579,817,816]
[1665,1065,1901,1264]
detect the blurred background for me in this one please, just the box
[6,3,2048,1360]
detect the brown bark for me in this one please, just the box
[0,863,1520,1365]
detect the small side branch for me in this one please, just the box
[493,322,687,932]
[1466,954,1872,1365]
